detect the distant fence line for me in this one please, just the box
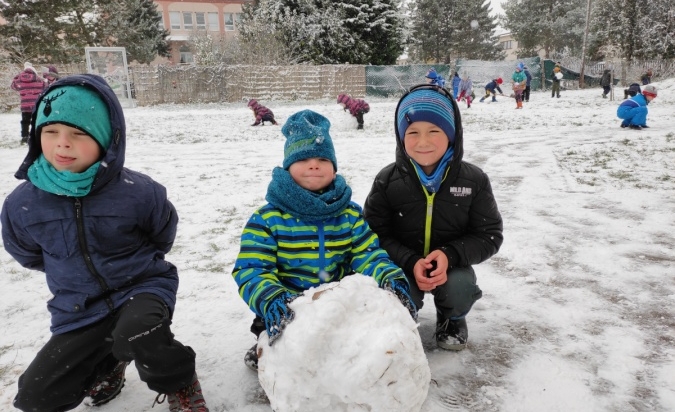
[1,59,673,110]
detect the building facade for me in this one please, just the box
[154,0,250,64]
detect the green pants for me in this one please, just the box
[552,82,561,97]
[407,266,482,320]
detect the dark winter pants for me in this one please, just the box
[408,267,482,321]
[523,86,531,102]
[13,294,197,412]
[20,111,31,138]
[602,86,611,96]
[355,111,365,129]
[551,82,561,97]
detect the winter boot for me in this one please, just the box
[84,360,129,406]
[435,315,468,351]
[602,93,607,98]
[491,96,497,102]
[357,124,364,130]
[479,97,485,103]
[244,343,259,371]
[629,125,642,130]
[153,373,209,412]
[20,136,28,145]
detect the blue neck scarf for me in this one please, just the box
[266,167,352,221]
[27,154,100,197]
[410,147,454,193]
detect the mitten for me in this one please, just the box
[263,292,298,345]
[385,280,418,321]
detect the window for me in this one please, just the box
[179,46,193,64]
[224,13,234,31]
[208,12,219,31]
[501,40,513,50]
[169,11,181,29]
[195,12,206,30]
[183,12,193,30]
[235,13,243,29]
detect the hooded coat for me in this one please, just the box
[363,88,503,280]
[11,68,46,113]
[1,74,179,335]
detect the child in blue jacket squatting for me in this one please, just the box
[232,109,416,370]
[1,75,209,412]
[617,84,657,130]
[479,77,504,102]
[363,85,504,351]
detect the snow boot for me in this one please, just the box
[629,125,642,130]
[20,136,28,145]
[479,97,485,103]
[357,124,364,130]
[435,315,468,351]
[491,96,497,102]
[85,360,129,406]
[244,343,259,371]
[153,373,209,412]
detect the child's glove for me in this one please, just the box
[384,280,418,321]
[263,292,298,345]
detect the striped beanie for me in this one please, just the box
[396,88,456,144]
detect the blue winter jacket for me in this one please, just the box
[1,75,179,335]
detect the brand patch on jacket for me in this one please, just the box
[450,187,472,197]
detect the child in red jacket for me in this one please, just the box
[10,62,45,144]
[337,94,370,130]
[248,99,278,126]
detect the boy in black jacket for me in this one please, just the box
[363,85,503,351]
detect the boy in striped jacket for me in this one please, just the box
[232,109,416,371]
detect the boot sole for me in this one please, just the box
[437,340,467,351]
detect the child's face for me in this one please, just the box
[41,123,101,173]
[288,157,336,192]
[403,121,450,174]
[645,94,655,102]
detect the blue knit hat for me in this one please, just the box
[282,110,337,171]
[35,85,112,150]
[396,88,456,144]
[425,68,438,80]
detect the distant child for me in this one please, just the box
[248,99,278,126]
[512,63,527,109]
[425,68,446,88]
[479,77,504,102]
[43,65,60,86]
[452,71,461,97]
[551,64,562,98]
[364,85,503,351]
[522,64,532,102]
[600,69,612,98]
[623,83,641,99]
[456,74,473,108]
[641,69,653,85]
[1,74,209,412]
[232,109,416,371]
[617,84,657,130]
[337,93,370,130]
[10,62,45,144]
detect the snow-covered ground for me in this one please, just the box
[1,80,674,412]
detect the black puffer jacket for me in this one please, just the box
[363,88,503,279]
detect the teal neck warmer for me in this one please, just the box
[27,154,100,197]
[265,167,352,221]
[410,147,455,193]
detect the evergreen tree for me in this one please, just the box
[238,0,404,64]
[590,0,674,60]
[407,0,499,63]
[501,0,586,58]
[101,0,170,64]
[0,0,169,64]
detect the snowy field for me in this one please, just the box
[1,80,674,412]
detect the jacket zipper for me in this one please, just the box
[74,198,114,311]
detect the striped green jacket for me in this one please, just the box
[232,201,407,317]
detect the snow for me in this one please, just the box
[1,79,674,412]
[258,275,430,412]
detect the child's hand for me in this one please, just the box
[263,292,298,345]
[384,280,418,320]
[412,252,448,291]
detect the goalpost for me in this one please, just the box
[84,47,135,108]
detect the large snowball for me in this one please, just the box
[258,275,430,412]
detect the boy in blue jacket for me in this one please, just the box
[1,75,209,412]
[363,85,503,351]
[479,77,504,102]
[617,84,657,130]
[232,109,416,371]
